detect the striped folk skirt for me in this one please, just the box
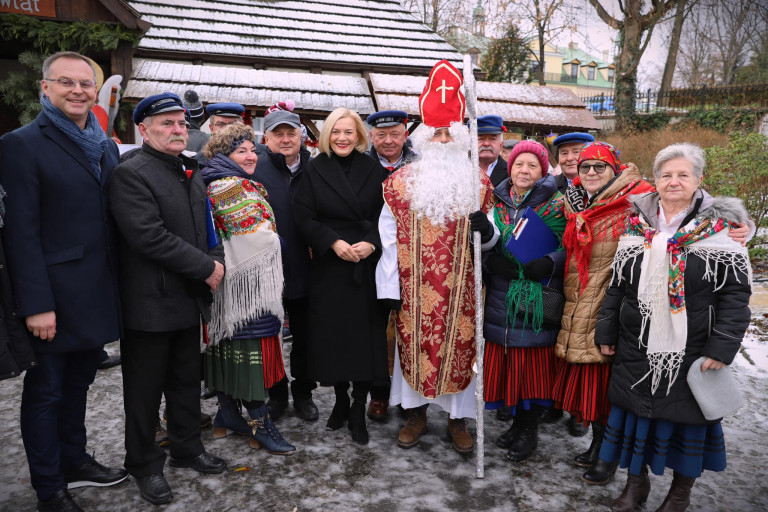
[552,357,611,425]
[204,335,285,402]
[483,343,555,413]
[598,404,727,478]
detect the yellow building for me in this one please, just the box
[528,40,615,97]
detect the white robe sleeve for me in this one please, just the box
[376,203,401,300]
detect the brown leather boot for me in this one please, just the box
[367,399,389,421]
[611,465,650,512]
[655,471,696,512]
[397,407,427,448]
[447,418,474,453]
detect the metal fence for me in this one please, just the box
[580,82,768,114]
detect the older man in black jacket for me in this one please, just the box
[254,109,319,421]
[109,93,226,505]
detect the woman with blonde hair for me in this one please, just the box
[292,108,389,445]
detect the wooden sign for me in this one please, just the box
[0,0,56,18]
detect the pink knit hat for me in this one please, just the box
[506,139,550,176]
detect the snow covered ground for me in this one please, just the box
[2,286,768,512]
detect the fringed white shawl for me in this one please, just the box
[612,216,751,395]
[206,177,284,345]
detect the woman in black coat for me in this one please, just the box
[292,108,388,445]
[595,143,752,512]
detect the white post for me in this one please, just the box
[463,54,485,479]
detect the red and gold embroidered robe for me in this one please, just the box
[383,169,495,398]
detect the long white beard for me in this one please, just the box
[404,123,475,226]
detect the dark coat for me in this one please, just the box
[0,112,122,353]
[292,151,388,384]
[596,191,752,425]
[0,232,36,379]
[483,174,566,348]
[488,155,509,188]
[108,144,224,331]
[252,144,312,300]
[555,173,569,194]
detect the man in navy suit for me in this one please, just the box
[0,51,127,512]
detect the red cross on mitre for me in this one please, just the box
[419,60,465,129]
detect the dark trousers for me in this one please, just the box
[334,381,371,403]
[370,308,393,401]
[20,348,101,500]
[269,297,317,402]
[121,327,204,477]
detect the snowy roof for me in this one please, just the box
[369,73,601,130]
[123,59,376,115]
[128,0,465,72]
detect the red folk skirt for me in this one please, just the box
[483,343,555,406]
[552,357,611,425]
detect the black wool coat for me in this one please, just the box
[292,151,389,385]
[252,144,312,300]
[0,112,122,353]
[596,191,752,425]
[488,155,509,188]
[108,144,224,331]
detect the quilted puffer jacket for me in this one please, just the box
[555,165,651,364]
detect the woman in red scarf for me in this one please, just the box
[554,142,654,484]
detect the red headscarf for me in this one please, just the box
[577,141,627,174]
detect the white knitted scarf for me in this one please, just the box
[612,225,751,395]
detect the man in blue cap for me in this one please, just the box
[552,132,595,193]
[366,110,418,175]
[476,115,508,187]
[205,102,244,134]
[110,92,227,505]
[364,110,419,421]
[1,50,127,512]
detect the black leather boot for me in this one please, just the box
[581,457,619,485]
[326,384,350,431]
[655,471,696,512]
[348,400,369,445]
[496,420,522,449]
[574,422,606,467]
[505,406,540,462]
[611,465,651,512]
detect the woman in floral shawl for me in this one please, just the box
[595,143,751,512]
[476,140,567,463]
[200,123,294,455]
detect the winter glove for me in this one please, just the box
[522,257,554,282]
[380,299,402,311]
[469,210,494,244]
[486,253,518,281]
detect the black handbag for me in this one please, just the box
[515,278,565,328]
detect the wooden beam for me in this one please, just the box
[301,117,320,140]
[97,0,151,31]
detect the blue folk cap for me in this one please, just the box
[476,115,505,134]
[368,110,408,128]
[205,102,245,117]
[552,132,595,147]
[133,92,185,125]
